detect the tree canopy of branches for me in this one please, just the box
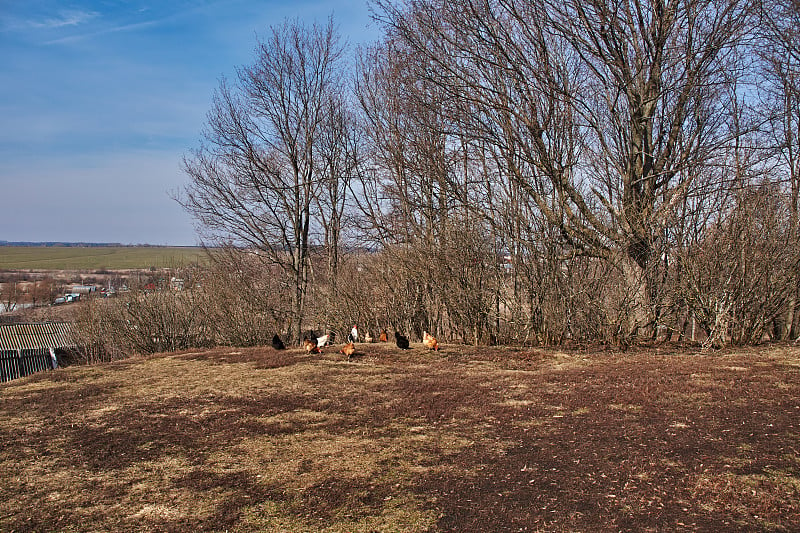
[373,0,757,336]
[179,17,348,343]
[162,4,800,351]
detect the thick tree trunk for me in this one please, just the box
[620,254,653,340]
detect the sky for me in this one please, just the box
[0,0,381,246]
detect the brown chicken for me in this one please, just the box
[423,331,439,351]
[340,341,356,360]
[379,329,388,342]
[303,337,321,354]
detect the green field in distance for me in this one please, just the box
[0,246,207,270]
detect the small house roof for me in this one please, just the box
[0,322,76,351]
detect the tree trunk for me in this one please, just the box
[620,254,652,340]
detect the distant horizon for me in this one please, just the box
[0,240,204,248]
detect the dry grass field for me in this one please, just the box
[2,342,799,532]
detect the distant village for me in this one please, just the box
[0,271,186,319]
[47,277,186,306]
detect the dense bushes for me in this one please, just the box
[72,183,800,358]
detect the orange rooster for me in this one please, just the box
[303,337,321,354]
[423,331,439,351]
[340,341,356,360]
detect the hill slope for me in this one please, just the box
[2,343,799,531]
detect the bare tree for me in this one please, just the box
[180,17,347,343]
[30,277,55,309]
[354,39,507,343]
[758,0,800,338]
[313,92,360,331]
[0,275,20,314]
[201,247,293,346]
[374,0,756,339]
[679,183,800,347]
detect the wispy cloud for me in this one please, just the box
[26,9,99,30]
[43,19,162,45]
[1,5,170,45]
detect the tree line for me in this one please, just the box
[77,0,800,355]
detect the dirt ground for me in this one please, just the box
[1,342,799,532]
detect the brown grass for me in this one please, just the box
[2,342,800,532]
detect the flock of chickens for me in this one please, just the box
[270,328,440,361]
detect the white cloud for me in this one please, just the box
[42,18,161,45]
[0,9,98,33]
[27,9,99,30]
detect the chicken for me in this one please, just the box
[379,329,388,342]
[316,333,330,347]
[303,337,321,354]
[394,331,410,350]
[364,331,373,343]
[271,334,286,350]
[340,341,356,360]
[423,331,439,351]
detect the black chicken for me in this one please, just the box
[271,334,286,350]
[394,331,410,350]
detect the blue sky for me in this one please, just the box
[0,1,380,246]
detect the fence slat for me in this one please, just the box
[1,349,53,382]
[0,322,75,383]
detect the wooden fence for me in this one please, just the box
[0,322,75,383]
[1,348,58,383]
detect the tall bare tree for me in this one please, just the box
[180,17,346,343]
[758,0,800,338]
[355,39,507,343]
[313,92,360,331]
[375,0,756,337]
